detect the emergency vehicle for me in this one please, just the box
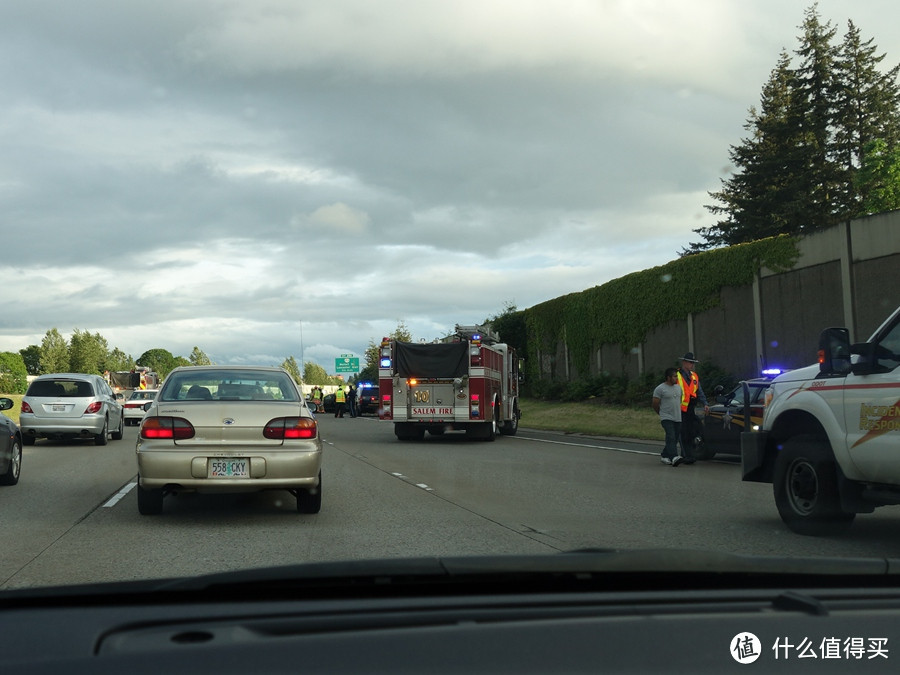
[742,304,900,535]
[378,324,521,441]
[108,367,159,393]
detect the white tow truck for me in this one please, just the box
[742,304,900,535]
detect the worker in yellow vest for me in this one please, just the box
[334,385,347,418]
[676,352,709,464]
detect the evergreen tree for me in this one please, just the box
[302,361,330,385]
[788,5,840,231]
[689,52,796,251]
[856,138,900,213]
[691,5,900,252]
[39,328,69,374]
[832,20,900,216]
[189,346,213,366]
[69,329,109,375]
[281,356,302,383]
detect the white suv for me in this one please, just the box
[20,373,125,446]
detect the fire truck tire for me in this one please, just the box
[500,400,519,436]
[395,423,424,441]
[773,436,855,536]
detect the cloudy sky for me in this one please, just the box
[1,0,898,373]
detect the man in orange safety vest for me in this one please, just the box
[676,352,709,464]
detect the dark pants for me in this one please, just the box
[661,419,681,459]
[334,402,345,417]
[680,404,701,459]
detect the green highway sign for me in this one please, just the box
[335,355,360,373]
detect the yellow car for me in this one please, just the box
[136,366,322,515]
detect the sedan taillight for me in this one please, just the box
[141,416,195,440]
[264,417,317,440]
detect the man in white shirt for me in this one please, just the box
[652,367,684,467]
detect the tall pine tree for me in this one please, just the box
[689,5,900,253]
[832,20,900,217]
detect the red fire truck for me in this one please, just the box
[378,324,521,441]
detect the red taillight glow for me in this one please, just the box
[84,401,103,414]
[264,417,317,440]
[141,416,195,440]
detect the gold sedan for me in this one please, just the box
[136,365,322,515]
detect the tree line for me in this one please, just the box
[0,327,358,395]
[687,4,900,253]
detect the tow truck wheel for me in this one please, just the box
[773,436,855,536]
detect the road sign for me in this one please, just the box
[335,355,360,373]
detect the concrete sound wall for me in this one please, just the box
[540,211,900,382]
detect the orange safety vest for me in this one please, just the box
[676,371,700,412]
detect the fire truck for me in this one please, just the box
[108,367,159,393]
[378,324,521,441]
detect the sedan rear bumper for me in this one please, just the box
[137,448,322,492]
[20,415,107,438]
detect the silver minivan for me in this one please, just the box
[20,373,125,446]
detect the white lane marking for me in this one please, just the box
[415,483,434,491]
[103,481,137,507]
[518,435,654,454]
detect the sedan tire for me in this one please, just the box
[137,480,164,515]
[296,472,322,514]
[94,417,109,446]
[0,438,22,486]
[111,413,124,441]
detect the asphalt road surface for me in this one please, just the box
[4,414,900,589]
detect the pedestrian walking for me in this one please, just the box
[676,352,709,464]
[652,367,684,467]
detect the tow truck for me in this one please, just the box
[742,304,900,535]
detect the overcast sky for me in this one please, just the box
[1,1,898,374]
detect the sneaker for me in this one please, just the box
[659,456,673,465]
[671,456,684,467]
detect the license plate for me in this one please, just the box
[52,404,66,412]
[208,459,249,478]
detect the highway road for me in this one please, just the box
[4,414,900,590]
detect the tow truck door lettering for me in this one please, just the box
[845,376,900,480]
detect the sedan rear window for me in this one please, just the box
[27,380,95,397]
[159,370,300,402]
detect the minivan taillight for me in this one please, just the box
[141,416,195,440]
[264,417,317,440]
[84,401,103,414]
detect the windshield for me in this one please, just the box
[3,2,900,670]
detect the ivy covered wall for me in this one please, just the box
[522,235,799,384]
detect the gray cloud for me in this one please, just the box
[2,0,899,370]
